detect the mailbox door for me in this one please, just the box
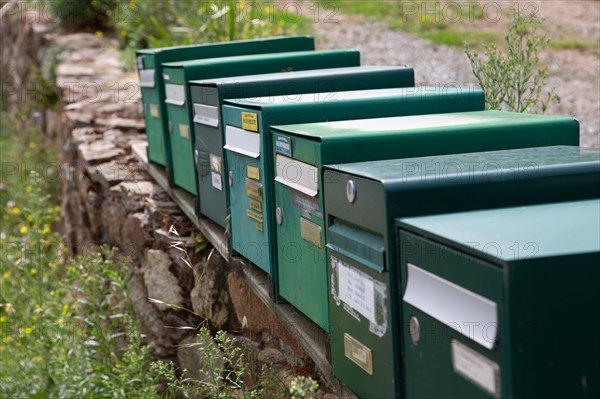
[163,67,197,194]
[273,134,330,329]
[191,86,227,224]
[138,55,168,166]
[326,249,394,399]
[324,174,398,398]
[224,110,271,270]
[399,230,505,399]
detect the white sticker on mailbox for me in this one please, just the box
[451,340,501,398]
[338,261,376,324]
[211,172,223,191]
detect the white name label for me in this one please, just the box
[338,261,376,324]
[451,340,501,397]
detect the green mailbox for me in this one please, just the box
[322,146,600,399]
[272,111,580,334]
[136,36,315,168]
[190,66,416,227]
[161,49,360,194]
[397,199,600,398]
[222,85,483,279]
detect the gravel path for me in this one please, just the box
[311,1,600,148]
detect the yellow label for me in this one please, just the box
[179,124,190,140]
[249,198,263,213]
[344,333,373,375]
[256,223,264,232]
[241,112,258,132]
[246,209,263,223]
[247,166,260,180]
[246,179,263,201]
[300,217,322,248]
[150,104,160,118]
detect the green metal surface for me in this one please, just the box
[397,199,600,398]
[190,66,415,227]
[322,146,599,399]
[224,84,484,278]
[162,49,360,194]
[136,36,314,168]
[271,110,579,336]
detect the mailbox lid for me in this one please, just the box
[136,35,314,64]
[272,110,579,165]
[137,35,315,167]
[397,199,600,398]
[189,65,415,97]
[397,199,600,261]
[324,146,600,239]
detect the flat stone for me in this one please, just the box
[57,63,98,77]
[65,111,94,127]
[72,127,103,143]
[88,160,147,187]
[154,228,196,248]
[143,249,183,311]
[96,117,145,131]
[190,252,232,330]
[111,181,162,198]
[258,347,286,365]
[79,140,124,163]
[123,213,152,260]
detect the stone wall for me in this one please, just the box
[1,8,346,397]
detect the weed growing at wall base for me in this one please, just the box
[464,11,560,112]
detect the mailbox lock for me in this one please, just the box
[409,316,421,345]
[228,171,233,187]
[194,149,199,165]
[346,180,357,203]
[276,207,283,225]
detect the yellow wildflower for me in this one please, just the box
[30,268,37,275]
[2,336,10,344]
[16,342,22,347]
[57,318,64,325]
[25,186,33,194]
[20,226,28,234]
[0,316,7,323]
[2,272,9,280]
[50,290,55,296]
[24,327,33,335]
[42,227,51,235]
[35,304,41,310]
[29,142,37,149]
[11,207,20,215]
[27,214,33,222]
[61,304,69,316]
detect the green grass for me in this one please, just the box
[319,0,496,47]
[548,39,600,51]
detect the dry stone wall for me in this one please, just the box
[1,9,346,397]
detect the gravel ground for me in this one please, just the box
[310,1,600,148]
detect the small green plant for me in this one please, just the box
[464,11,560,113]
[289,375,319,399]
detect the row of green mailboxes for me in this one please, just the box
[137,36,600,398]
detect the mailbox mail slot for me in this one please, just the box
[189,65,415,224]
[322,145,599,399]
[397,199,600,398]
[161,49,360,194]
[222,85,483,282]
[136,36,314,168]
